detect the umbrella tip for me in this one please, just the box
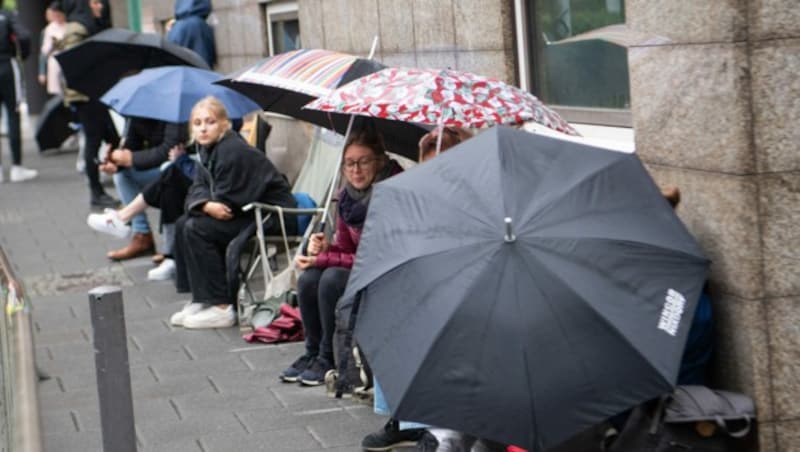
[504,217,516,243]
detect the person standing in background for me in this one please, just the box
[38,2,66,96]
[58,0,121,207]
[167,0,216,69]
[0,0,37,183]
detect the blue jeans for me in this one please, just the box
[113,166,161,234]
[373,379,428,430]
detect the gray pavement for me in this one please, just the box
[0,119,389,451]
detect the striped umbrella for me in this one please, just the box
[217,48,426,159]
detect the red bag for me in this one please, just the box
[243,304,304,344]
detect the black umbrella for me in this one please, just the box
[35,95,77,152]
[345,126,710,451]
[55,28,209,99]
[215,49,426,160]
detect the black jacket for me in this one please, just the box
[186,131,296,215]
[0,9,29,60]
[125,119,189,170]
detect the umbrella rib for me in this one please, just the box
[525,155,629,227]
[520,240,677,387]
[524,236,708,263]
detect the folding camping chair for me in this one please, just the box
[236,127,344,330]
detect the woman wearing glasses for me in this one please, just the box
[280,128,402,386]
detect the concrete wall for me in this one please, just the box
[626,1,800,450]
[297,0,517,82]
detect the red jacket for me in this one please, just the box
[313,214,361,269]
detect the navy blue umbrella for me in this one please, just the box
[100,66,261,122]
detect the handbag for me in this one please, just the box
[608,386,756,452]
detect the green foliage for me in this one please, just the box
[5,0,16,10]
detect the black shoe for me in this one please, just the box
[299,355,334,386]
[280,354,315,383]
[91,192,120,208]
[362,419,425,451]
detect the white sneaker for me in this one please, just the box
[86,208,131,239]
[10,165,38,182]
[147,258,176,281]
[183,305,236,329]
[169,301,207,327]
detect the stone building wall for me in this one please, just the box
[297,0,516,82]
[626,2,799,450]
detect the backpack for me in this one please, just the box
[608,386,756,452]
[329,293,373,399]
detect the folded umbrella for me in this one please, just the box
[55,28,209,99]
[216,48,426,160]
[345,126,709,451]
[100,66,261,123]
[35,95,77,152]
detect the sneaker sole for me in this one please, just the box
[299,378,326,386]
[362,440,419,451]
[279,375,300,383]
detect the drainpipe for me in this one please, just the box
[127,0,142,32]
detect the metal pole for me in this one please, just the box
[88,286,137,452]
[0,247,44,452]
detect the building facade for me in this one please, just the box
[46,1,800,450]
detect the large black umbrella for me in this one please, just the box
[345,126,710,451]
[35,95,76,152]
[55,28,209,99]
[215,48,426,160]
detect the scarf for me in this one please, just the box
[338,158,400,228]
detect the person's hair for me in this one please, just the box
[48,1,64,12]
[343,128,387,160]
[661,185,681,209]
[190,96,232,138]
[419,127,472,161]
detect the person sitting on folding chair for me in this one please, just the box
[169,96,296,329]
[280,128,403,387]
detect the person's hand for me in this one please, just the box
[168,143,186,162]
[98,161,118,174]
[307,232,328,256]
[295,254,316,270]
[202,201,233,220]
[108,149,133,167]
[37,74,46,85]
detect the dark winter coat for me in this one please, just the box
[126,120,190,170]
[186,130,295,216]
[167,0,216,68]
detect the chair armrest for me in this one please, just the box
[242,202,324,216]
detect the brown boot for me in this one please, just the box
[107,233,156,261]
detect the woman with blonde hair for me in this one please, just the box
[169,96,296,329]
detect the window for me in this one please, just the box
[516,0,631,126]
[264,1,301,56]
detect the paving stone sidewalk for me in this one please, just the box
[0,123,389,451]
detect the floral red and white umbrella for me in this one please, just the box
[304,67,580,135]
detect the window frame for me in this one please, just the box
[513,0,632,128]
[262,0,300,57]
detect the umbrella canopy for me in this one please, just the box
[346,126,709,450]
[35,95,77,152]
[305,67,579,135]
[55,28,209,99]
[100,66,261,123]
[216,48,427,160]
